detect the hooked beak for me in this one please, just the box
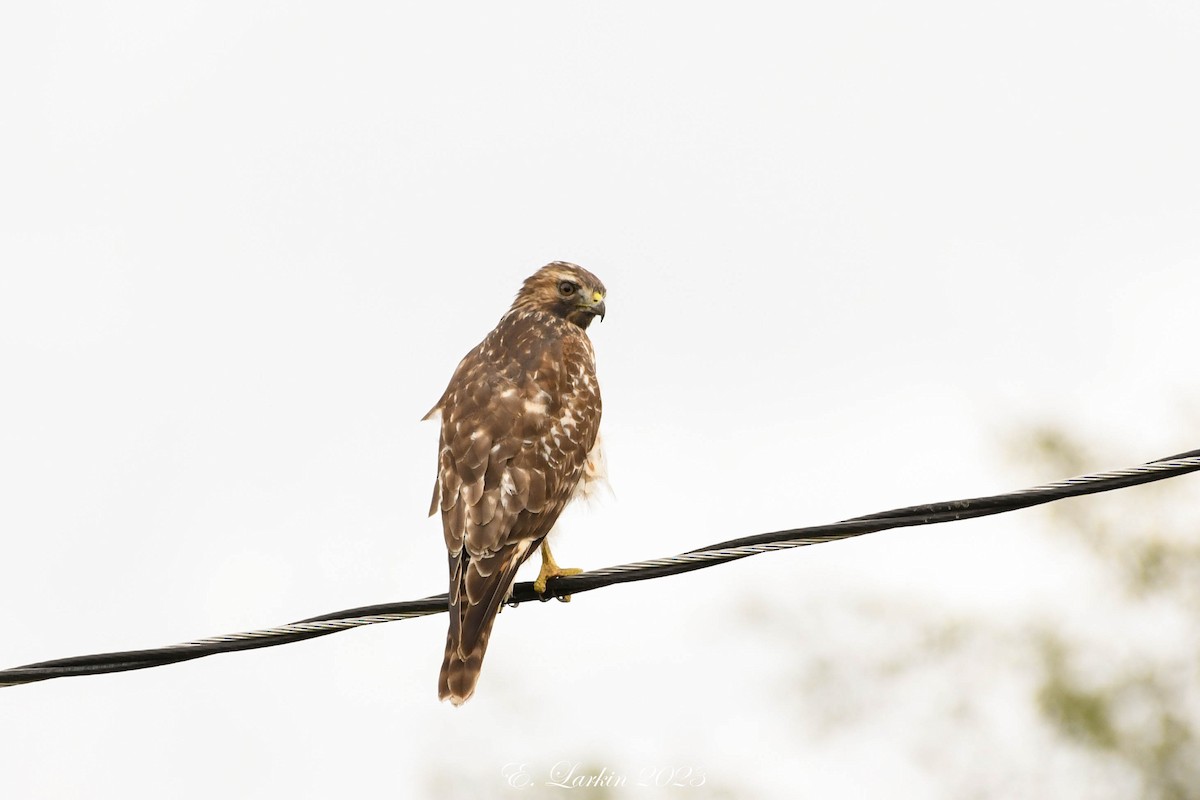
[580,290,606,322]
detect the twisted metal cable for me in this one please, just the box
[3,448,1198,688]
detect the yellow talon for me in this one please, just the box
[533,541,582,599]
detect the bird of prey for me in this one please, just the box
[425,262,607,705]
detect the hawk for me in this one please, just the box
[425,262,607,705]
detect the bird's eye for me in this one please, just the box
[558,281,577,296]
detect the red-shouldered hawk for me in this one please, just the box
[425,262,606,705]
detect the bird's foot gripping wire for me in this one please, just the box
[533,541,583,601]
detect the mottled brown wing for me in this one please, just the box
[430,310,601,705]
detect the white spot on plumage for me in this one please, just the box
[572,433,611,505]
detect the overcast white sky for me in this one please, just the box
[2,2,1199,798]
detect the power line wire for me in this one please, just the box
[3,448,1198,688]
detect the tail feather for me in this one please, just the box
[438,540,537,705]
[439,637,487,706]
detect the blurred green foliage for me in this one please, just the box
[1023,428,1200,799]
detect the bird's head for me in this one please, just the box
[511,261,607,329]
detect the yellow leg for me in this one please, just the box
[533,540,583,599]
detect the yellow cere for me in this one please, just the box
[592,290,604,302]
